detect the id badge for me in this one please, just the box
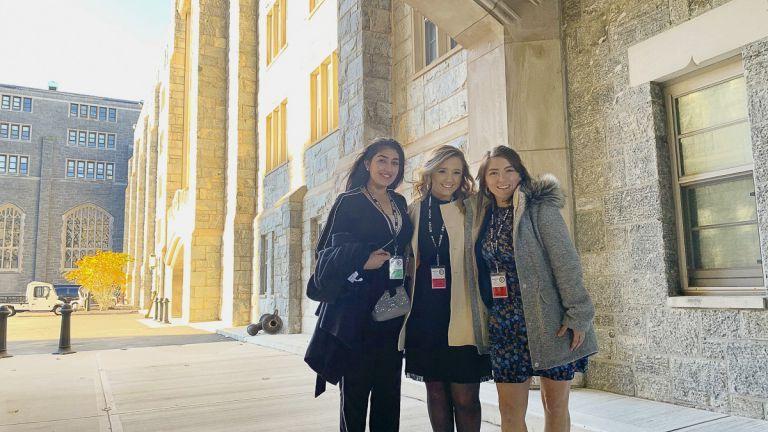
[490,272,508,299]
[430,266,446,289]
[389,255,404,280]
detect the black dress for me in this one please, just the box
[316,186,414,432]
[404,195,491,384]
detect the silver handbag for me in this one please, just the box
[371,285,410,321]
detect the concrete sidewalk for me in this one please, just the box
[0,340,499,431]
[217,328,768,432]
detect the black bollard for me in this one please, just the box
[54,303,76,355]
[0,305,11,359]
[158,297,165,322]
[163,298,170,324]
[153,297,160,321]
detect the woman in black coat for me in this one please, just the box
[307,137,414,432]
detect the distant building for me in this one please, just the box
[0,83,141,292]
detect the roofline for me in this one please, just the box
[0,82,143,107]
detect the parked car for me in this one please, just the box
[0,282,64,316]
[55,285,88,311]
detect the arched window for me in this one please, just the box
[62,204,113,269]
[0,204,24,271]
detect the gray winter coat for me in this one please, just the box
[474,175,598,370]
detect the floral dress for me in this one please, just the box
[480,204,588,383]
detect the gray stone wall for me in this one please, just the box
[0,84,140,292]
[262,163,289,208]
[257,186,305,333]
[563,0,768,419]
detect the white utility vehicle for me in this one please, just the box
[0,282,64,316]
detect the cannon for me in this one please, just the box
[246,309,283,336]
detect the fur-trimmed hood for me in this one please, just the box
[521,174,565,209]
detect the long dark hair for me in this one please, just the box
[345,137,406,191]
[475,145,531,212]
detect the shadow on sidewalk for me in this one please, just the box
[4,333,230,355]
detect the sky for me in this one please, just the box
[0,0,172,102]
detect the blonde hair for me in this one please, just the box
[413,145,476,208]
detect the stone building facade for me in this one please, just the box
[125,0,768,419]
[0,83,140,293]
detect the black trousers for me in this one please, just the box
[340,349,403,432]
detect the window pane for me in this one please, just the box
[23,98,32,112]
[108,108,116,122]
[12,97,21,111]
[67,160,75,177]
[679,121,752,175]
[86,162,95,179]
[107,134,116,149]
[98,133,106,148]
[68,130,77,144]
[77,161,85,178]
[691,224,761,270]
[89,106,98,119]
[80,104,88,117]
[99,107,107,121]
[78,131,87,146]
[9,156,17,173]
[10,125,19,139]
[0,155,5,173]
[19,157,28,175]
[676,76,748,134]
[0,124,7,138]
[1,96,9,110]
[424,18,438,66]
[21,126,30,140]
[684,177,757,228]
[88,132,97,147]
[96,162,104,179]
[70,103,79,116]
[106,163,114,179]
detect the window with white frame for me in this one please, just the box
[0,154,29,176]
[22,98,32,112]
[0,123,30,141]
[0,204,24,271]
[70,103,79,117]
[11,96,21,111]
[66,159,113,181]
[61,204,112,270]
[1,96,9,110]
[665,58,763,294]
[412,10,460,73]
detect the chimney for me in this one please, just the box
[48,81,58,91]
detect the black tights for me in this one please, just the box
[425,382,482,432]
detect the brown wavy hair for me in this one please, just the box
[413,145,476,209]
[475,145,531,213]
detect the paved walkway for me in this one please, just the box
[218,329,768,432]
[0,340,499,431]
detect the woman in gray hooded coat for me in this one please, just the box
[473,146,597,432]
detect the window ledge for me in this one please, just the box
[667,295,767,309]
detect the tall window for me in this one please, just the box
[265,100,287,172]
[108,108,117,122]
[665,58,763,293]
[1,96,9,110]
[70,103,79,116]
[259,232,274,294]
[11,96,21,111]
[21,125,30,141]
[0,123,7,139]
[310,52,339,143]
[22,98,32,112]
[309,0,325,13]
[266,0,287,65]
[412,11,461,72]
[98,106,107,121]
[62,205,112,270]
[0,204,24,271]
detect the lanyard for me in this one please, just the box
[365,186,401,255]
[489,204,512,273]
[427,195,446,266]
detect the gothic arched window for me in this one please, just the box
[0,204,24,271]
[62,204,113,269]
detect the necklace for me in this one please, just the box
[427,195,446,266]
[364,185,401,238]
